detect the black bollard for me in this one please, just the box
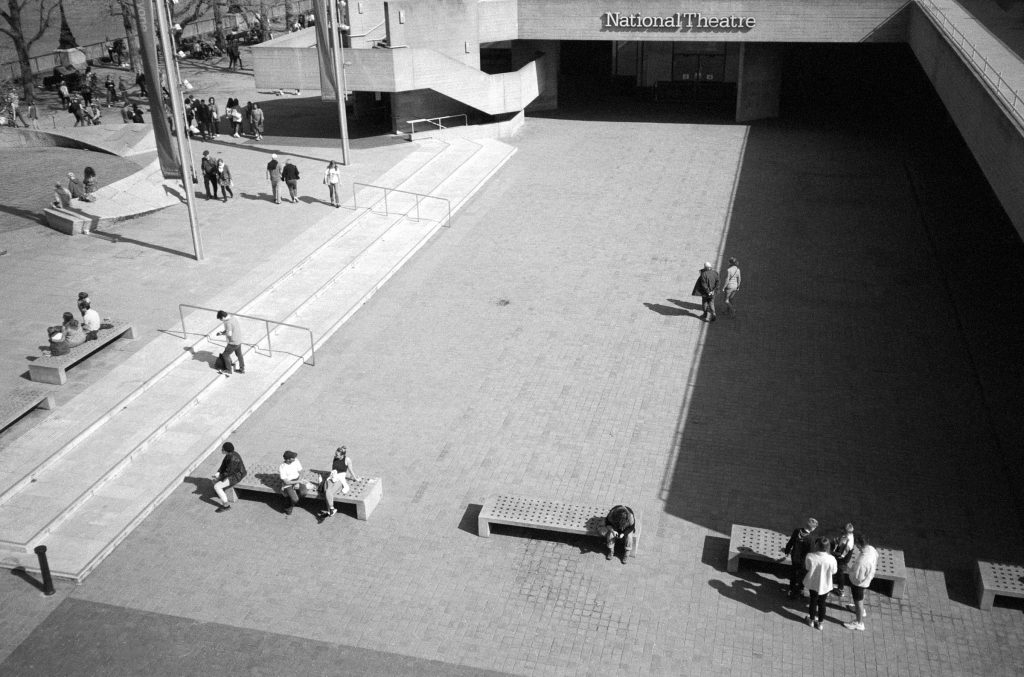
[33,545,56,596]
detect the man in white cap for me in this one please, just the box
[691,261,721,322]
[266,153,282,204]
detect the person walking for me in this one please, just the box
[267,154,282,204]
[691,261,720,322]
[324,160,341,207]
[210,442,247,512]
[782,517,818,599]
[804,537,838,631]
[251,103,264,141]
[58,79,70,108]
[79,82,92,107]
[136,70,147,97]
[278,450,306,515]
[843,534,878,631]
[281,159,300,203]
[216,158,233,202]
[318,446,356,520]
[722,257,742,315]
[201,150,219,200]
[215,309,245,375]
[244,101,255,137]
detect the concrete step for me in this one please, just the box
[0,135,514,580]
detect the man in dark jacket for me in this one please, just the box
[210,442,247,512]
[782,517,818,598]
[281,159,300,203]
[602,505,637,563]
[691,261,721,322]
[201,150,219,200]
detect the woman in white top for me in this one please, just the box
[723,257,742,315]
[323,161,341,207]
[803,537,838,631]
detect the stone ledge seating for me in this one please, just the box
[727,524,908,598]
[28,321,136,385]
[232,462,383,520]
[976,560,1024,610]
[478,495,642,557]
[0,388,56,432]
[43,207,95,236]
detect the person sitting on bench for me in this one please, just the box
[318,446,356,520]
[210,442,247,513]
[67,172,96,202]
[47,325,70,356]
[80,300,101,339]
[279,450,306,515]
[52,182,72,209]
[62,311,87,348]
[601,505,636,563]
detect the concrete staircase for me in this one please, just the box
[0,137,516,580]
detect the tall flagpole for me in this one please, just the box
[155,0,204,260]
[327,0,350,165]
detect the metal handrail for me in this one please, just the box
[178,303,316,366]
[407,114,469,136]
[352,20,386,39]
[353,182,452,228]
[915,0,1024,127]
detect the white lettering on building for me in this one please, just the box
[602,12,756,31]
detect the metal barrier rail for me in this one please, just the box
[407,114,469,136]
[178,303,315,366]
[353,182,452,228]
[916,0,1024,126]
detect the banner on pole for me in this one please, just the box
[133,0,180,179]
[313,0,338,101]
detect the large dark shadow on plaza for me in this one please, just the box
[660,43,1024,581]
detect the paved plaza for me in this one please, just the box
[2,36,1024,677]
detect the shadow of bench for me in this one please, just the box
[0,388,56,433]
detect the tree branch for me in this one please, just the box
[28,0,59,46]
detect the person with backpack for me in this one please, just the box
[602,505,636,563]
[210,442,247,512]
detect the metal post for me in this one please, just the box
[33,545,56,596]
[414,194,420,222]
[265,320,273,356]
[156,0,204,261]
[383,188,389,215]
[327,0,351,165]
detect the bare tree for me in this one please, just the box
[0,0,60,103]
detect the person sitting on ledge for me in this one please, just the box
[83,167,98,196]
[601,505,636,564]
[62,311,87,348]
[67,172,96,203]
[52,182,72,209]
[46,325,69,356]
[80,300,101,339]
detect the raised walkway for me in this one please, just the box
[0,135,515,580]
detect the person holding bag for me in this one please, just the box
[216,158,233,202]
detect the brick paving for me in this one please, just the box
[3,40,1024,677]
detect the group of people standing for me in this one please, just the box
[210,444,358,521]
[783,518,878,632]
[186,96,264,141]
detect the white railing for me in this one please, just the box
[915,0,1024,127]
[406,114,468,136]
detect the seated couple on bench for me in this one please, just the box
[47,293,107,356]
[279,447,357,520]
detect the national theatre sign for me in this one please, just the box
[602,11,756,30]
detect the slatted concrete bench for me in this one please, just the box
[0,388,56,432]
[976,560,1024,610]
[43,207,97,236]
[29,320,136,385]
[727,524,908,598]
[232,462,382,520]
[478,495,642,557]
